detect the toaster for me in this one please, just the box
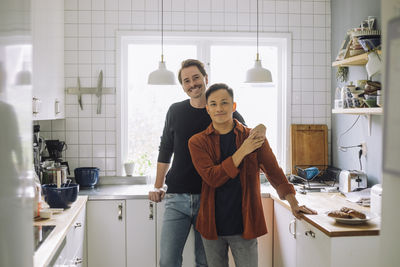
[339,170,367,193]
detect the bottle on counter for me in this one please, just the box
[33,172,42,218]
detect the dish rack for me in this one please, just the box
[294,165,341,187]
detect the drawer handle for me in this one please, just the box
[74,257,83,264]
[289,219,296,239]
[118,203,123,220]
[305,230,315,238]
[149,202,154,220]
[74,222,82,228]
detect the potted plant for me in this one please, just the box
[124,160,135,176]
[336,66,349,83]
[135,153,152,176]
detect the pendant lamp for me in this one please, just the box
[148,0,176,85]
[245,0,272,83]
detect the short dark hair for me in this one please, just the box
[206,83,234,102]
[178,59,207,84]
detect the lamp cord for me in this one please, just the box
[256,0,259,60]
[161,0,164,62]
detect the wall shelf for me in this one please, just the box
[332,107,383,136]
[332,50,381,67]
[332,107,383,115]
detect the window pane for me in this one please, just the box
[127,44,196,175]
[210,45,279,154]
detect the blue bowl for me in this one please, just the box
[41,184,79,209]
[74,167,100,188]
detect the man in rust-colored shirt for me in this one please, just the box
[188,83,316,267]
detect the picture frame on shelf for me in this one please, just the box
[335,31,352,61]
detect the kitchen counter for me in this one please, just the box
[79,183,272,199]
[79,181,380,238]
[270,190,380,237]
[33,196,87,267]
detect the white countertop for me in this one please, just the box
[33,196,87,267]
[79,182,272,199]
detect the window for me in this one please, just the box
[118,32,291,176]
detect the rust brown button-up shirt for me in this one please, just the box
[188,120,295,240]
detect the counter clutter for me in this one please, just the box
[33,182,380,267]
[263,185,380,236]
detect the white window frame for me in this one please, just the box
[116,31,292,175]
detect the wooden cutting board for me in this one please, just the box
[290,124,328,174]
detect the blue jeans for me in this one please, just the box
[201,235,258,267]
[159,193,208,267]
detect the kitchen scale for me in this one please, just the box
[33,225,55,251]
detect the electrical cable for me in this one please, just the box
[337,115,361,152]
[358,149,363,170]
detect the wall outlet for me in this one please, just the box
[361,142,367,156]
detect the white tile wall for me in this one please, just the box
[40,0,331,176]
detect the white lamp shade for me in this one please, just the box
[148,61,176,85]
[245,59,272,83]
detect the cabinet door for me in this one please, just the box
[87,200,126,267]
[258,198,273,267]
[273,201,296,267]
[126,199,156,267]
[156,201,196,267]
[296,219,330,267]
[32,0,64,120]
[67,205,86,266]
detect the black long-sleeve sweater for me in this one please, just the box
[158,99,244,193]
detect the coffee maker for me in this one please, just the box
[33,125,45,176]
[44,139,70,176]
[45,139,67,162]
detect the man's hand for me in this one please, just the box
[250,124,266,141]
[285,193,317,219]
[148,185,167,203]
[232,124,266,167]
[241,130,265,155]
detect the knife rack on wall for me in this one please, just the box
[66,87,115,94]
[66,70,115,114]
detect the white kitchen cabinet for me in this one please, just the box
[295,219,330,267]
[273,201,296,267]
[273,200,380,267]
[258,198,274,267]
[87,200,126,267]
[126,199,156,267]
[50,205,87,266]
[296,219,380,267]
[32,0,64,120]
[156,201,196,267]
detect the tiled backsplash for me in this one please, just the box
[40,0,332,176]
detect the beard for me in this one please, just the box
[188,85,203,97]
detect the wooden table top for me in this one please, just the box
[272,191,380,237]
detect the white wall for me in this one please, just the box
[330,0,382,186]
[39,0,332,176]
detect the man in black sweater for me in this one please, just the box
[148,59,246,267]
